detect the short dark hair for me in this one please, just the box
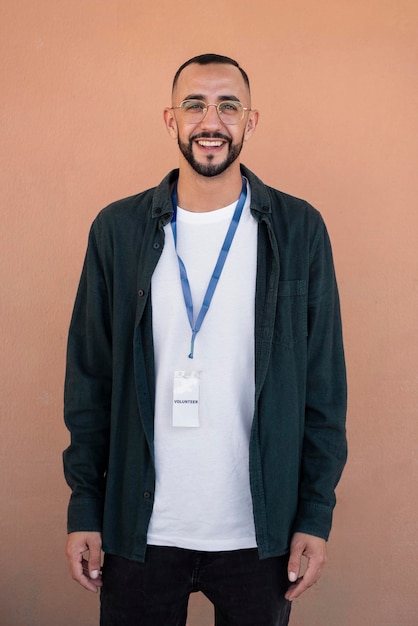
[172,53,250,92]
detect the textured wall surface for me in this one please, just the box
[1,1,417,624]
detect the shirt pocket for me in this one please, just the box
[273,280,308,348]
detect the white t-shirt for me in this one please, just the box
[148,181,258,551]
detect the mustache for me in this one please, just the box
[190,132,231,144]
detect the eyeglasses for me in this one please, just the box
[171,99,251,125]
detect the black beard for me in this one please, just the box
[178,132,244,177]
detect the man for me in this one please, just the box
[64,53,347,626]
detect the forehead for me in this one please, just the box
[173,63,250,103]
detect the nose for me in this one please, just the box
[201,104,223,129]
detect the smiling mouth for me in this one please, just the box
[197,139,224,147]
[192,133,230,150]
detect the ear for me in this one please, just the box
[164,107,178,139]
[243,109,259,142]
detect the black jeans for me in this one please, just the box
[100,546,291,626]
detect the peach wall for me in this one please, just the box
[1,1,417,624]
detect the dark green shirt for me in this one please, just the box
[63,165,347,562]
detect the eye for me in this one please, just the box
[182,100,206,112]
[219,101,241,113]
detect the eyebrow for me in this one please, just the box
[183,94,241,102]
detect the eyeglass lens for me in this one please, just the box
[180,100,244,124]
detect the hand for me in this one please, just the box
[285,532,327,600]
[65,531,103,593]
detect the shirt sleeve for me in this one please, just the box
[292,216,348,539]
[63,220,112,533]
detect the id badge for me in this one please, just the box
[173,370,200,427]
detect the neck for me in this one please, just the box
[176,162,243,213]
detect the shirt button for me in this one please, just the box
[153,242,160,250]
[138,289,145,297]
[143,491,152,499]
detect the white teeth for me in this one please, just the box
[197,140,223,147]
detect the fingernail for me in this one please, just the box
[289,571,297,582]
[90,570,99,579]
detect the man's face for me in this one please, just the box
[165,63,258,178]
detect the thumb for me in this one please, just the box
[288,535,304,582]
[87,534,102,578]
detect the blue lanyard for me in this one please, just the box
[171,177,247,359]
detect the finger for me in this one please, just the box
[82,559,103,590]
[67,553,98,593]
[70,557,100,593]
[285,578,307,601]
[284,577,303,601]
[285,567,318,600]
[65,533,103,593]
[285,553,325,600]
[287,541,303,583]
[72,560,101,593]
[87,536,102,580]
